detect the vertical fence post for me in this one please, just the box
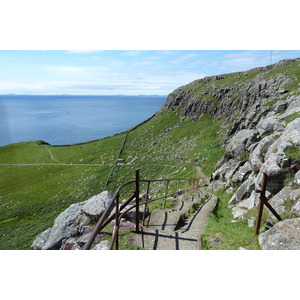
[135,169,140,233]
[185,179,189,200]
[163,180,169,209]
[115,192,119,250]
[143,181,150,226]
[255,172,268,235]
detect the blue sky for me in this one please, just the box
[1,50,299,95]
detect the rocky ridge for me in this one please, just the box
[161,58,300,249]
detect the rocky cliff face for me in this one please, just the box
[161,58,300,249]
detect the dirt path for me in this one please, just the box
[44,146,63,163]
[195,166,210,185]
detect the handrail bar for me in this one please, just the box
[83,180,136,250]
[83,175,200,250]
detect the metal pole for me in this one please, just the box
[255,172,268,235]
[163,180,169,209]
[115,192,119,250]
[143,181,150,225]
[135,169,140,233]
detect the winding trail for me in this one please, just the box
[45,146,63,163]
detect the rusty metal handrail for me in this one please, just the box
[83,169,200,250]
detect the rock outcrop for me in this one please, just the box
[32,191,113,250]
[31,190,145,250]
[161,58,300,249]
[259,218,300,250]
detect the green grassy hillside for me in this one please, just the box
[3,58,299,250]
[0,110,224,249]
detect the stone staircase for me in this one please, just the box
[126,189,218,250]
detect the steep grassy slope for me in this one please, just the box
[1,58,299,250]
[0,110,224,249]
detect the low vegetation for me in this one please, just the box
[0,110,225,249]
[201,188,260,250]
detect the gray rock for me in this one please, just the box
[259,218,300,250]
[232,161,253,183]
[81,191,112,220]
[211,159,242,181]
[225,129,259,160]
[295,171,300,185]
[93,240,109,250]
[237,190,259,211]
[276,153,290,168]
[229,173,256,204]
[249,134,278,168]
[42,203,90,250]
[268,187,300,218]
[232,206,247,219]
[39,191,113,250]
[31,227,52,250]
[279,96,300,119]
[225,186,236,194]
[256,154,286,195]
[291,201,300,216]
[256,116,284,136]
[207,233,226,248]
[274,100,287,113]
[208,180,226,191]
[248,218,256,228]
[275,118,300,148]
[208,237,224,248]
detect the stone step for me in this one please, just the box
[126,190,218,250]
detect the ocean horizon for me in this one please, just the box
[0,95,167,146]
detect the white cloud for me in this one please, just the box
[122,50,142,56]
[170,53,198,64]
[188,59,204,65]
[216,51,271,73]
[42,65,106,73]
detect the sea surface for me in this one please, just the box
[0,95,166,146]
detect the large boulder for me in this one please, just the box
[211,159,242,181]
[259,218,300,250]
[249,134,278,168]
[279,95,300,119]
[232,161,253,183]
[31,191,113,250]
[268,187,300,218]
[225,129,260,160]
[229,173,256,204]
[42,203,91,250]
[81,192,113,221]
[256,115,284,136]
[256,154,286,195]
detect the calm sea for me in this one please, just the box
[0,95,166,146]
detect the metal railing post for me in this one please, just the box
[143,181,150,225]
[115,192,120,250]
[163,180,169,209]
[255,173,268,234]
[135,169,140,233]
